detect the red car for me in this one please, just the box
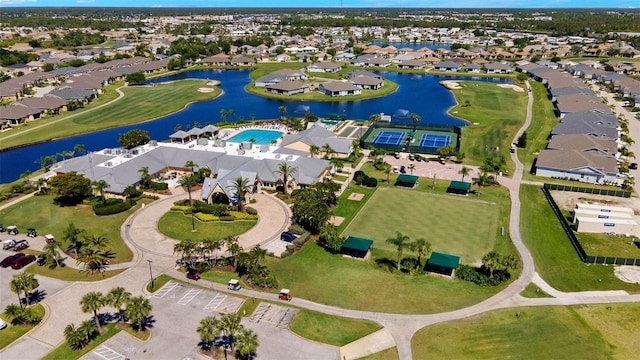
[11,254,35,269]
[186,271,200,281]
[1,253,24,267]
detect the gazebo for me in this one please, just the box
[341,236,374,260]
[447,180,471,195]
[169,130,189,144]
[395,174,419,188]
[426,251,460,278]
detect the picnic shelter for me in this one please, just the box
[341,236,374,260]
[447,180,471,195]
[395,174,419,188]
[426,251,461,278]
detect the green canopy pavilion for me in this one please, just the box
[341,236,374,260]
[426,251,461,278]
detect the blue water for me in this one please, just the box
[0,69,510,183]
[227,129,282,145]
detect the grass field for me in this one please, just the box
[519,185,640,292]
[576,232,640,258]
[0,195,155,264]
[341,187,499,264]
[289,309,382,347]
[452,81,528,175]
[27,265,126,281]
[0,304,45,350]
[412,303,640,359]
[157,211,256,242]
[0,79,220,151]
[266,242,504,314]
[358,347,399,360]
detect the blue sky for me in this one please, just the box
[0,0,636,7]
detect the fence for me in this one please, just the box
[359,122,462,155]
[544,183,631,198]
[541,186,640,266]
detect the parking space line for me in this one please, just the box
[203,294,226,312]
[151,281,178,299]
[216,297,244,314]
[277,308,297,328]
[177,288,201,305]
[251,303,271,322]
[93,345,125,360]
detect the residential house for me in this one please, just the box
[317,81,361,97]
[307,62,342,73]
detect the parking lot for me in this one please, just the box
[250,302,297,328]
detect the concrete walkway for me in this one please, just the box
[339,328,396,360]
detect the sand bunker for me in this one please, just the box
[198,87,215,93]
[614,266,640,284]
[498,84,524,92]
[329,216,345,226]
[348,193,365,201]
[441,80,462,90]
[206,80,220,86]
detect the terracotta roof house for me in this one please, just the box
[317,81,361,97]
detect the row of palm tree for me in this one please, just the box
[197,313,258,358]
[62,223,115,273]
[385,232,432,271]
[174,236,268,273]
[9,272,39,309]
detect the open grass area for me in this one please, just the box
[576,232,640,259]
[146,274,173,293]
[27,264,126,281]
[289,309,382,347]
[519,185,640,292]
[0,79,220,151]
[266,242,504,314]
[357,347,399,360]
[412,303,640,359]
[330,184,378,233]
[519,283,552,298]
[452,81,528,175]
[341,187,499,264]
[0,195,155,264]
[246,78,398,102]
[157,211,256,242]
[0,304,45,350]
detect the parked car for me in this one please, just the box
[7,225,18,235]
[280,231,296,242]
[400,165,406,174]
[186,271,200,281]
[1,253,25,267]
[2,239,17,250]
[630,163,638,170]
[228,279,241,291]
[11,254,35,269]
[27,228,37,238]
[37,254,47,266]
[12,240,29,251]
[0,318,7,330]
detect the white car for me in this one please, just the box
[0,318,7,330]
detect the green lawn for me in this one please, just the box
[0,79,220,151]
[519,283,552,298]
[576,232,640,259]
[412,304,640,359]
[357,347,399,360]
[266,242,504,314]
[0,195,154,264]
[246,79,399,102]
[27,265,126,281]
[341,187,499,264]
[289,309,382,347]
[330,184,378,233]
[157,211,256,242]
[452,81,528,175]
[0,304,45,350]
[519,185,640,292]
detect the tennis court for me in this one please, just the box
[372,131,406,146]
[419,134,452,149]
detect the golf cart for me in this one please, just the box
[0,224,5,232]
[278,288,292,301]
[27,228,37,238]
[7,225,18,235]
[228,279,241,291]
[45,234,55,244]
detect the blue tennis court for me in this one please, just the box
[419,134,451,148]
[372,131,406,146]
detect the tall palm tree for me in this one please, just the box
[43,241,63,267]
[409,113,421,131]
[410,238,432,270]
[384,164,392,183]
[138,166,150,189]
[219,108,228,122]
[184,160,198,175]
[386,232,411,271]
[84,234,111,249]
[226,236,243,269]
[228,108,236,122]
[91,180,110,204]
[179,175,198,207]
[106,287,131,325]
[197,316,222,350]
[309,144,320,158]
[278,105,287,120]
[80,291,105,332]
[227,177,252,212]
[235,328,259,358]
[249,246,267,269]
[203,238,223,266]
[482,251,502,278]
[321,143,335,159]
[274,162,298,195]
[220,313,243,351]
[78,319,98,344]
[459,166,470,182]
[73,143,86,156]
[174,239,198,262]
[249,113,255,121]
[63,222,85,259]
[11,271,39,307]
[125,296,152,332]
[77,245,114,274]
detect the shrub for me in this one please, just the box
[456,264,511,286]
[364,176,378,187]
[288,224,305,235]
[353,170,366,185]
[174,199,190,206]
[93,199,131,215]
[171,205,191,212]
[230,211,258,220]
[292,232,311,248]
[219,215,235,221]
[195,213,219,221]
[149,181,168,191]
[245,207,258,215]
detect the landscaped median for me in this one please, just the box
[0,304,45,350]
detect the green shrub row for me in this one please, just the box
[93,199,131,215]
[456,265,511,286]
[353,170,378,187]
[292,232,311,248]
[149,181,168,191]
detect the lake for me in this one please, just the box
[0,69,510,183]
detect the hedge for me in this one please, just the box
[292,232,311,248]
[171,205,191,212]
[149,181,168,191]
[229,211,258,220]
[245,207,258,215]
[93,199,131,215]
[195,213,219,221]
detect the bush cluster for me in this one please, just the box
[245,206,258,215]
[247,266,278,288]
[292,232,311,248]
[456,265,511,286]
[353,170,378,187]
[288,224,306,235]
[92,198,131,215]
[193,201,229,216]
[229,211,258,220]
[149,181,168,191]
[280,244,296,258]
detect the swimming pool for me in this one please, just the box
[321,119,343,126]
[226,129,283,145]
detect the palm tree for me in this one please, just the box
[204,238,224,266]
[78,319,98,344]
[84,234,111,249]
[309,144,320,158]
[179,175,198,207]
[219,108,228,122]
[227,177,252,212]
[228,108,236,122]
[473,171,489,196]
[459,166,470,182]
[77,245,114,274]
[408,164,415,175]
[184,160,198,175]
[91,180,110,204]
[174,239,198,262]
[125,296,152,332]
[235,328,259,358]
[385,232,411,271]
[278,105,287,120]
[73,143,86,156]
[64,222,85,259]
[409,113,421,131]
[80,291,105,332]
[226,236,243,269]
[64,323,86,350]
[221,313,243,351]
[249,246,267,269]
[123,185,139,205]
[249,113,255,121]
[410,238,432,270]
[384,164,392,183]
[138,166,150,189]
[11,271,39,307]
[43,241,63,267]
[197,316,222,350]
[4,304,24,324]
[321,143,335,159]
[369,113,381,124]
[106,287,131,325]
[273,162,298,195]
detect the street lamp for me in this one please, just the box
[147,259,154,291]
[191,211,196,232]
